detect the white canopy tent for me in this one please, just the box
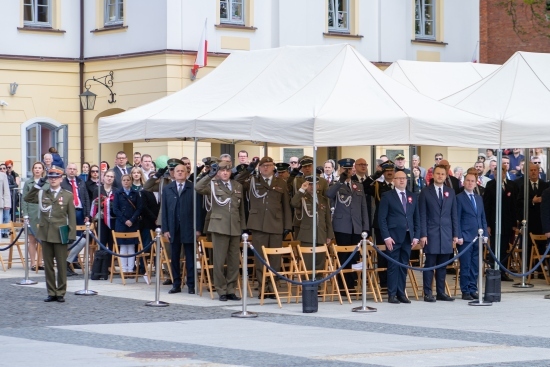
[384,60,500,100]
[99,44,499,148]
[442,51,550,148]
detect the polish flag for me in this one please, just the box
[191,20,208,79]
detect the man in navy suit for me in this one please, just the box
[541,186,550,241]
[162,164,203,294]
[378,171,420,304]
[456,173,488,300]
[419,165,459,302]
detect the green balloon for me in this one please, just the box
[155,155,169,169]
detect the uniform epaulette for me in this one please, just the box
[63,189,73,194]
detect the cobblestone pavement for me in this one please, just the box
[3,271,550,367]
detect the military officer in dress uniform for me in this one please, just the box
[275,163,290,181]
[291,176,334,274]
[287,156,329,238]
[364,160,396,288]
[238,157,293,296]
[24,166,76,303]
[326,158,370,289]
[195,161,246,302]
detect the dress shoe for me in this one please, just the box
[471,292,479,300]
[38,266,45,270]
[226,294,241,301]
[388,296,400,304]
[461,293,473,300]
[436,293,455,301]
[168,287,181,294]
[67,267,77,276]
[57,296,65,303]
[397,295,411,304]
[44,295,57,302]
[424,294,436,303]
[501,272,513,282]
[188,288,195,294]
[219,294,228,301]
[71,262,82,270]
[258,294,276,299]
[162,279,173,285]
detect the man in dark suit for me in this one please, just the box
[456,173,488,300]
[517,163,549,265]
[419,165,459,302]
[378,170,420,304]
[113,151,129,188]
[541,187,550,244]
[162,164,202,294]
[483,163,519,281]
[428,159,461,194]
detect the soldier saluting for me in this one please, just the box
[24,166,76,303]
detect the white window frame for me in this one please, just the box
[415,0,436,40]
[220,0,245,25]
[104,0,124,26]
[328,0,350,33]
[23,0,52,27]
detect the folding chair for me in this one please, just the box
[74,223,97,274]
[110,231,151,285]
[198,240,215,299]
[297,244,342,304]
[446,244,460,296]
[149,230,173,283]
[260,246,302,308]
[0,222,25,269]
[330,244,361,304]
[528,233,550,285]
[406,244,423,300]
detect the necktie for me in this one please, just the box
[265,177,270,186]
[438,187,443,205]
[400,191,407,213]
[360,177,364,183]
[70,179,80,207]
[469,194,477,213]
[534,182,538,192]
[389,183,393,190]
[225,182,230,191]
[122,168,127,174]
[178,183,183,195]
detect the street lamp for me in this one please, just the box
[79,71,116,110]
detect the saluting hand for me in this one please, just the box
[300,181,309,191]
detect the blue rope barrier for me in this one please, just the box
[484,240,550,277]
[248,242,360,286]
[372,237,478,271]
[89,231,155,258]
[0,228,24,251]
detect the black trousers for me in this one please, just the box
[423,253,452,296]
[170,230,195,289]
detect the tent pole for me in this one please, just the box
[193,137,198,295]
[495,150,502,269]
[312,146,317,280]
[370,146,376,171]
[408,145,414,192]
[97,143,101,243]
[263,142,268,157]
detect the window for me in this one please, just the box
[415,0,435,39]
[220,0,244,25]
[105,0,124,26]
[26,123,67,177]
[328,0,349,33]
[23,0,51,27]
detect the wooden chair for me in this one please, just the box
[369,244,388,299]
[238,241,255,297]
[73,223,97,273]
[297,244,342,304]
[528,233,550,285]
[446,244,460,296]
[110,231,151,285]
[198,240,215,299]
[259,246,302,308]
[149,230,173,283]
[0,222,25,270]
[330,244,362,304]
[507,229,522,273]
[406,244,423,300]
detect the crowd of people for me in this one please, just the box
[4,147,550,304]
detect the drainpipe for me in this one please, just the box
[79,0,85,166]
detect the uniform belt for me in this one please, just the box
[75,208,83,211]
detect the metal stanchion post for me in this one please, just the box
[352,232,377,313]
[513,220,533,288]
[469,229,492,306]
[17,216,37,285]
[232,233,257,318]
[146,228,169,307]
[75,222,97,295]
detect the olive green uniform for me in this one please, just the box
[24,186,76,297]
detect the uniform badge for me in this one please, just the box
[59,196,63,204]
[352,184,357,190]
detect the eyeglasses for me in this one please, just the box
[290,161,298,164]
[6,166,12,169]
[91,170,99,173]
[533,162,541,164]
[0,167,5,170]
[435,158,443,161]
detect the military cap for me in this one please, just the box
[47,166,64,178]
[394,153,405,160]
[275,162,289,172]
[202,156,220,166]
[258,156,274,166]
[218,161,232,170]
[167,158,184,168]
[299,156,313,166]
[304,175,315,183]
[235,163,248,174]
[380,160,395,171]
[338,158,355,169]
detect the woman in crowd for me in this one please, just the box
[86,164,101,201]
[79,162,90,182]
[4,160,20,220]
[113,174,142,273]
[130,167,144,191]
[42,154,53,172]
[91,169,116,250]
[412,166,426,193]
[20,161,48,271]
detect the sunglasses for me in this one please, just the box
[533,162,541,164]
[91,170,99,173]
[6,166,12,169]
[290,161,298,164]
